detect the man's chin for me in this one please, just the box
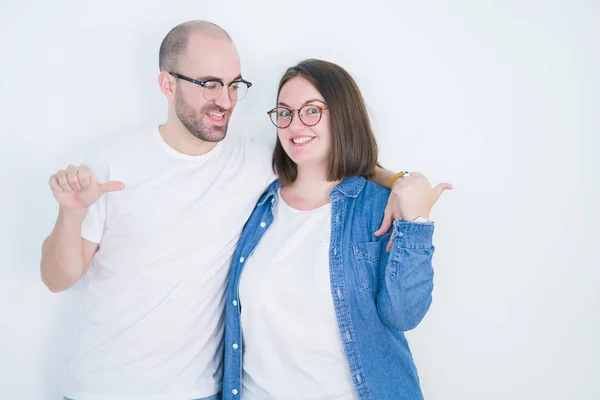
[203,126,228,142]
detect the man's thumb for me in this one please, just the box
[99,181,125,193]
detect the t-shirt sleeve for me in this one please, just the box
[81,150,109,244]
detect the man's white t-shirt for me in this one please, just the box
[62,127,275,400]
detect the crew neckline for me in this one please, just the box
[154,126,223,162]
[277,189,331,214]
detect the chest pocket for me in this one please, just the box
[352,241,382,295]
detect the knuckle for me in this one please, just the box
[81,167,93,177]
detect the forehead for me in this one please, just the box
[279,77,324,105]
[179,33,241,80]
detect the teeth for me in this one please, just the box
[209,112,224,117]
[292,137,313,144]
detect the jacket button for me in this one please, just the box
[239,257,245,263]
[260,221,266,228]
[232,389,238,395]
[232,343,239,349]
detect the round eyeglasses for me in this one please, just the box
[169,72,252,101]
[267,104,328,129]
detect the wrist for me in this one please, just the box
[388,171,409,188]
[402,214,431,223]
[58,207,88,224]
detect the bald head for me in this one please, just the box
[159,20,233,72]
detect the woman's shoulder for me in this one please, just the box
[335,176,390,206]
[358,178,391,204]
[254,178,282,207]
[342,178,392,239]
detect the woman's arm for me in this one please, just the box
[376,220,435,331]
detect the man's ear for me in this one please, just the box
[158,71,176,100]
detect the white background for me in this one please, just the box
[0,0,598,399]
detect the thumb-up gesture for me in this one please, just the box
[49,164,124,218]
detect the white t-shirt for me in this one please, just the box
[239,191,358,400]
[62,127,275,400]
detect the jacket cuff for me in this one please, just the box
[392,220,434,249]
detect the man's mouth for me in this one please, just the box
[207,111,227,123]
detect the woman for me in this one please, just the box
[223,59,450,400]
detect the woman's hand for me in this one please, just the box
[374,172,452,251]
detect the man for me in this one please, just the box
[42,20,449,400]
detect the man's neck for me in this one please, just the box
[159,120,217,156]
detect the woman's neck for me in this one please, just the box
[280,165,340,210]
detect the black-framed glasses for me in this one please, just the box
[267,104,328,129]
[169,72,252,101]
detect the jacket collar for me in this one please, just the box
[257,176,366,207]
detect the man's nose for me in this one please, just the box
[214,87,233,110]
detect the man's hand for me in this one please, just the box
[374,171,452,251]
[49,164,124,219]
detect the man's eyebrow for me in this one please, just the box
[196,74,243,82]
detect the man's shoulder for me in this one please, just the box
[221,135,274,157]
[220,135,276,179]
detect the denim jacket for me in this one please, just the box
[223,176,435,400]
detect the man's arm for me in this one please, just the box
[371,165,397,188]
[41,210,98,292]
[41,164,124,292]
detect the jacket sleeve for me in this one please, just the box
[376,220,435,331]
